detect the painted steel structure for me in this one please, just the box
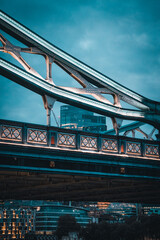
[0,10,160,132]
[106,122,156,140]
[0,11,160,202]
[0,119,160,181]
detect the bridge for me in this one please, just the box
[0,10,160,203]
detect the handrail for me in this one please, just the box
[0,119,159,159]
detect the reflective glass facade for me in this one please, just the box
[35,205,91,235]
[60,105,106,132]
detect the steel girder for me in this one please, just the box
[106,122,145,135]
[1,58,160,128]
[0,10,160,129]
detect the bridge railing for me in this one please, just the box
[0,119,159,159]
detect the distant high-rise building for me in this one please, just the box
[35,204,91,235]
[0,201,91,238]
[60,105,107,132]
[0,201,36,239]
[142,204,160,215]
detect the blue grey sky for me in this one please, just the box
[0,0,160,129]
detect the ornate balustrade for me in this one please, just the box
[0,119,159,159]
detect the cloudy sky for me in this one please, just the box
[0,0,160,130]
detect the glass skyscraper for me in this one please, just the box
[35,204,91,235]
[60,105,107,132]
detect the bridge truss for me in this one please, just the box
[0,11,160,202]
[0,10,160,135]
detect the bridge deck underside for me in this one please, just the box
[0,120,160,203]
[0,170,160,203]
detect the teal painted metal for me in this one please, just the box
[0,119,160,180]
[0,10,160,120]
[1,58,160,127]
[106,121,145,135]
[0,165,160,180]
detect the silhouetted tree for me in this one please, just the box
[80,222,111,240]
[56,214,80,240]
[56,213,160,240]
[141,214,160,239]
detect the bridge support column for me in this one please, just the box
[112,118,123,135]
[141,142,145,157]
[98,135,102,152]
[42,95,56,126]
[76,133,80,150]
[46,108,51,126]
[22,124,27,144]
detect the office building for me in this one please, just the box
[0,201,36,239]
[0,201,91,238]
[35,204,91,235]
[60,105,106,132]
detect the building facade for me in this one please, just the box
[0,201,91,238]
[0,202,36,239]
[35,204,91,235]
[60,105,106,133]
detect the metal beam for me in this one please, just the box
[1,10,160,113]
[106,121,145,135]
[1,58,160,127]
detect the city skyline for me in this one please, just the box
[1,200,160,238]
